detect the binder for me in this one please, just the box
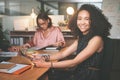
[0,61,31,75]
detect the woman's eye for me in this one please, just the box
[77,18,81,20]
[85,18,89,20]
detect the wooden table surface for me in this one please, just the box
[0,46,66,80]
[0,49,59,80]
[0,67,49,80]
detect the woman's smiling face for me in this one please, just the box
[77,10,91,35]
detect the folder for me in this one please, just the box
[0,61,31,75]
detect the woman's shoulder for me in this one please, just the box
[51,26,62,31]
[91,35,103,40]
[34,29,42,35]
[89,35,103,44]
[93,35,102,39]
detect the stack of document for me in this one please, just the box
[0,52,18,57]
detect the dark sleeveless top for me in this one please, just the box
[48,34,104,80]
[76,34,103,68]
[73,34,104,80]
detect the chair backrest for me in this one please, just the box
[101,37,114,80]
[101,37,120,80]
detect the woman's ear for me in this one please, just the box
[47,19,50,23]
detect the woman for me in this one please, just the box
[23,12,65,49]
[11,12,65,52]
[32,4,112,80]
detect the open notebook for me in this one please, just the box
[20,46,60,56]
[28,46,61,51]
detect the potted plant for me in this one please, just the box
[0,23,10,51]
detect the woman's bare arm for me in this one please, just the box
[49,40,78,61]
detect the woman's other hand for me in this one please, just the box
[32,59,50,68]
[8,46,20,52]
[30,54,43,61]
[22,43,31,49]
[52,41,65,47]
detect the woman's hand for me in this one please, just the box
[52,41,64,47]
[30,54,45,61]
[8,46,20,52]
[31,54,50,61]
[22,43,31,49]
[31,54,51,67]
[32,59,50,68]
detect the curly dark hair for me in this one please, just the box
[36,12,52,29]
[68,4,112,38]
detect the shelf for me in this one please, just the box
[10,30,74,46]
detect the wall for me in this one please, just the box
[58,2,77,20]
[1,0,40,15]
[2,15,64,32]
[1,0,120,39]
[2,16,35,31]
[102,0,120,39]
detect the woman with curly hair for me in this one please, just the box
[32,4,112,80]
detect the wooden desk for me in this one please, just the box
[0,50,57,80]
[0,47,66,80]
[0,67,49,80]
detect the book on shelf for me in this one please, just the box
[0,61,31,75]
